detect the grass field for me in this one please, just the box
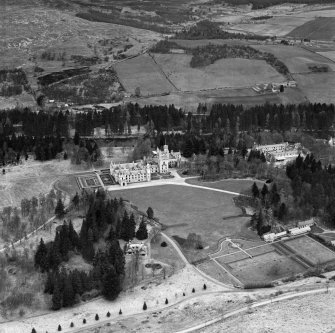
[185,178,264,194]
[288,17,335,41]
[285,236,335,265]
[112,184,250,251]
[253,44,335,74]
[153,53,285,91]
[218,250,306,284]
[114,54,175,96]
[292,72,335,104]
[318,51,335,62]
[229,16,311,37]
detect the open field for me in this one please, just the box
[292,72,335,104]
[252,44,335,73]
[217,248,306,284]
[288,17,335,41]
[153,53,285,91]
[185,178,264,194]
[111,184,247,250]
[131,87,307,111]
[318,51,335,62]
[114,54,175,96]
[203,290,335,333]
[285,236,335,265]
[229,16,311,37]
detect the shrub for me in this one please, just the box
[192,288,195,293]
[244,282,273,289]
[160,241,167,247]
[70,322,74,327]
[95,314,99,321]
[107,311,111,317]
[143,302,147,310]
[119,309,122,315]
[165,298,168,304]
[58,324,62,331]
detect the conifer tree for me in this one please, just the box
[102,266,122,300]
[62,275,75,307]
[136,219,148,240]
[143,302,147,310]
[52,279,62,310]
[146,207,154,219]
[34,238,48,272]
[55,199,65,218]
[251,182,259,198]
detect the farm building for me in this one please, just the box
[297,219,315,228]
[262,231,287,242]
[288,226,311,236]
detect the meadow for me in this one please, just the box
[114,54,175,96]
[252,44,335,74]
[152,54,285,91]
[112,184,246,251]
[288,17,335,41]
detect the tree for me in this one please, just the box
[102,267,122,300]
[165,298,168,304]
[134,87,141,97]
[55,199,65,218]
[34,238,48,272]
[203,284,207,290]
[136,219,148,240]
[74,131,80,145]
[52,279,62,310]
[107,311,111,317]
[58,324,62,331]
[119,309,122,315]
[143,302,147,310]
[72,193,79,210]
[251,182,259,198]
[62,276,75,307]
[95,314,99,321]
[31,328,36,333]
[146,207,154,219]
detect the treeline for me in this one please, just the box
[174,20,267,40]
[286,154,335,226]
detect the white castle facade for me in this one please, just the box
[110,145,181,186]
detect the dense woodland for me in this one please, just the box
[0,102,334,166]
[174,20,267,40]
[151,41,289,76]
[34,191,149,309]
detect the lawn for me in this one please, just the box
[153,53,285,91]
[292,72,335,104]
[114,54,175,96]
[284,236,335,265]
[252,44,335,74]
[111,184,249,251]
[185,178,264,194]
[288,17,335,41]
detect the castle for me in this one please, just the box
[110,145,181,186]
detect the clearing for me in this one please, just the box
[114,54,175,96]
[288,17,335,41]
[185,178,264,194]
[252,44,335,74]
[111,184,246,251]
[292,72,335,104]
[152,53,285,91]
